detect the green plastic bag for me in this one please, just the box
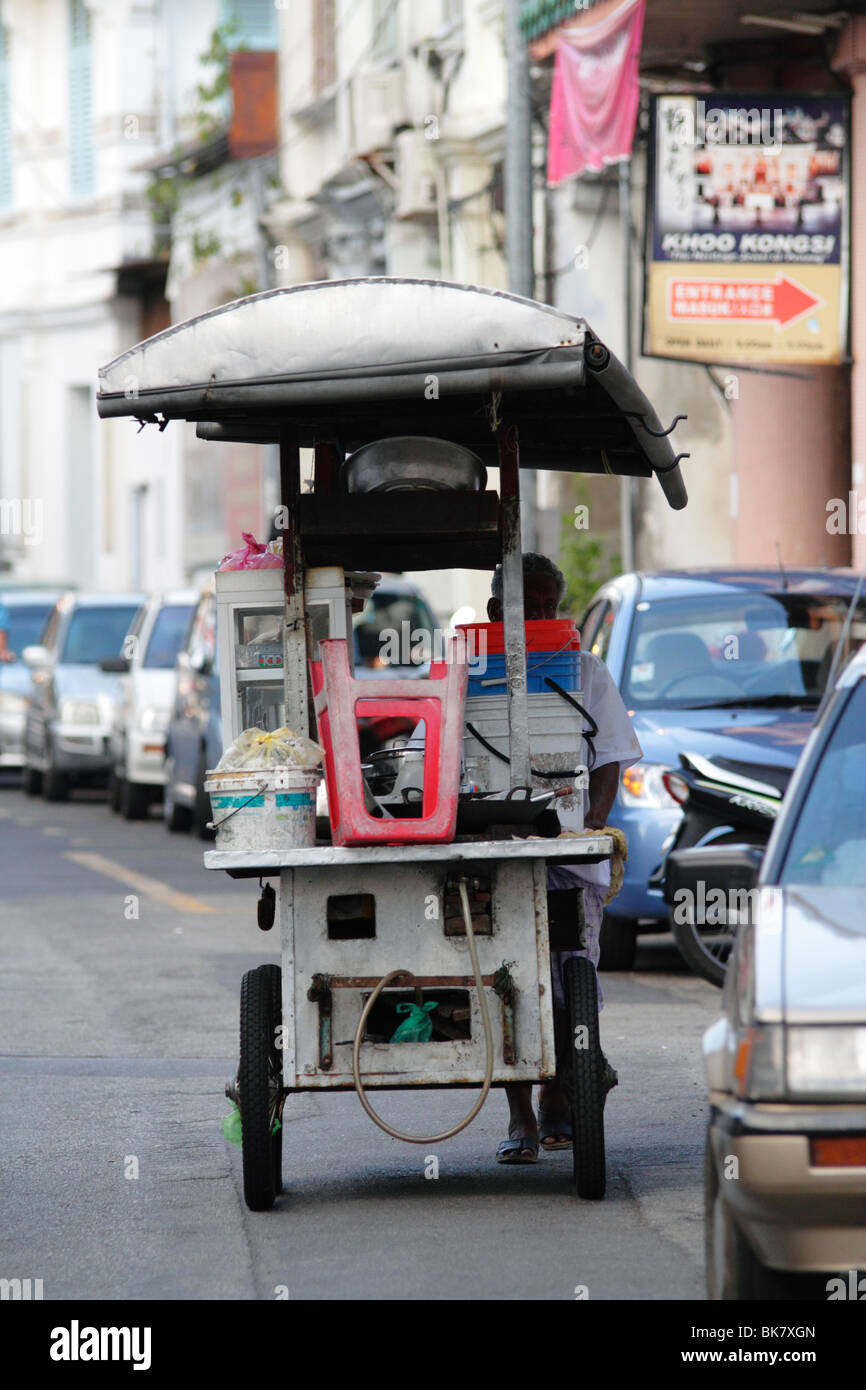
[390,1001,438,1043]
[222,1101,243,1147]
[221,1100,281,1145]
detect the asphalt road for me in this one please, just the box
[0,774,720,1301]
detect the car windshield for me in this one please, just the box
[143,604,194,669]
[780,680,866,887]
[60,606,141,665]
[4,605,53,658]
[622,592,866,708]
[353,591,437,669]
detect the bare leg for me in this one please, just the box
[504,1081,537,1158]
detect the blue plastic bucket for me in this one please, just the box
[467,648,580,696]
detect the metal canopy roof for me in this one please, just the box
[97,278,688,509]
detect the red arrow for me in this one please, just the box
[669,274,822,329]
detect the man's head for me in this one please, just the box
[488,552,565,623]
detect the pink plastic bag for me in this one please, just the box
[218,532,283,571]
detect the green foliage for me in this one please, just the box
[195,16,241,139]
[145,175,180,255]
[558,485,621,619]
[192,230,223,264]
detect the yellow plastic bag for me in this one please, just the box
[215,727,325,773]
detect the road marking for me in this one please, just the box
[42,826,67,836]
[64,851,215,915]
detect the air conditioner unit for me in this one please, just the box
[394,128,439,219]
[351,69,404,158]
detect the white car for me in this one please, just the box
[693,642,866,1299]
[108,591,197,819]
[0,590,61,768]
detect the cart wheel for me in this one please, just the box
[22,764,42,797]
[564,956,606,1200]
[239,964,283,1211]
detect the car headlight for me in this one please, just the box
[138,706,170,734]
[620,762,681,808]
[59,698,100,726]
[787,1026,866,1098]
[0,691,27,715]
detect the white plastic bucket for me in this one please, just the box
[462,691,586,822]
[205,767,321,851]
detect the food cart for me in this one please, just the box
[97,279,688,1210]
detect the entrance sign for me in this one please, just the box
[644,93,850,365]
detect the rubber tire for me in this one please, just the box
[42,760,69,802]
[239,963,283,1212]
[598,914,637,972]
[704,1124,825,1300]
[164,768,193,833]
[193,749,214,841]
[108,768,122,814]
[165,792,193,833]
[121,777,150,821]
[671,907,729,989]
[564,955,606,1199]
[22,764,43,797]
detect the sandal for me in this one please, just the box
[496,1136,540,1164]
[538,1117,573,1151]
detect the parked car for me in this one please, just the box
[0,590,61,769]
[164,584,221,836]
[108,590,197,819]
[578,568,866,969]
[163,574,440,837]
[700,642,866,1299]
[21,592,145,800]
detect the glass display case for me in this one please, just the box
[215,570,287,748]
[214,566,371,750]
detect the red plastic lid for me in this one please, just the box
[456,619,580,655]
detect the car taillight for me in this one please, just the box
[662,770,689,805]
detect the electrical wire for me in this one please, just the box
[351,876,495,1144]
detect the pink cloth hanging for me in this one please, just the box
[547,0,645,185]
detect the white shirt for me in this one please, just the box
[550,650,642,890]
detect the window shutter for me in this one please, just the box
[0,12,11,208]
[68,0,94,198]
[224,0,278,52]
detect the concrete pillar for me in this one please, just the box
[835,17,866,569]
[731,365,851,566]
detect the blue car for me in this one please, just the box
[579,568,866,969]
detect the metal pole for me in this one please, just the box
[505,0,537,551]
[279,431,309,737]
[619,158,635,573]
[498,425,532,791]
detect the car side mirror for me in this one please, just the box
[22,645,49,667]
[664,844,764,906]
[100,656,131,674]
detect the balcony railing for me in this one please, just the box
[519,0,604,43]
